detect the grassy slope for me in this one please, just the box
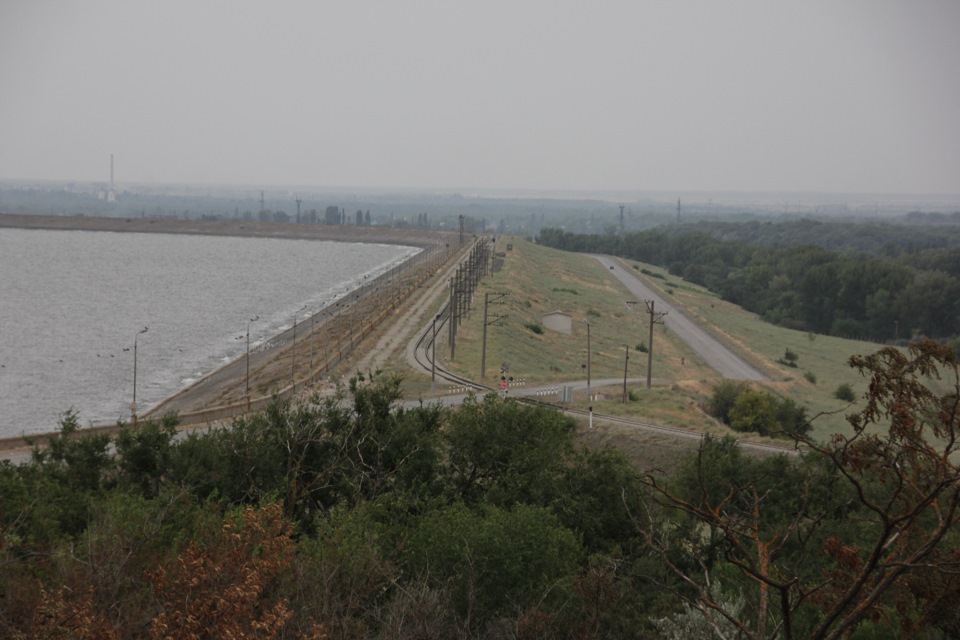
[389,236,884,466]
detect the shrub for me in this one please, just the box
[710,381,810,438]
[641,268,667,280]
[834,382,856,402]
[777,348,799,368]
[524,322,544,335]
[803,371,817,384]
[708,380,750,424]
[635,341,648,353]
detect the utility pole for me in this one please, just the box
[677,198,681,222]
[295,196,302,224]
[292,304,307,394]
[480,291,508,378]
[448,277,456,358]
[619,203,625,235]
[645,300,668,389]
[623,345,630,403]
[246,316,258,410]
[446,237,493,364]
[431,314,440,393]
[586,321,591,396]
[260,191,265,216]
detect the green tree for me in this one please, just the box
[729,390,779,436]
[114,414,178,498]
[405,502,581,627]
[23,411,116,538]
[552,446,644,554]
[444,394,575,506]
[707,379,750,425]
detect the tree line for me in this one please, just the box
[2,342,959,638]
[537,222,960,344]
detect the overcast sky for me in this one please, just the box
[1,1,958,195]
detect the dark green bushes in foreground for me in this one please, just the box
[708,378,811,438]
[3,343,960,638]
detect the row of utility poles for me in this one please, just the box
[447,237,494,359]
[424,239,669,406]
[433,244,669,404]
[621,300,667,402]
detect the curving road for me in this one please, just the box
[594,255,767,381]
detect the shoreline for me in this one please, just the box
[0,214,457,453]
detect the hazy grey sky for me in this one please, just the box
[2,1,958,195]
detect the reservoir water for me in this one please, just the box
[0,228,418,437]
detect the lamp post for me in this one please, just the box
[131,326,148,424]
[246,316,258,410]
[336,303,342,357]
[310,314,315,373]
[292,304,307,394]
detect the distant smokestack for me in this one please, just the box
[110,154,114,190]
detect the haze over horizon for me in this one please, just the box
[2,1,958,197]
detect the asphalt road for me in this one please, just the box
[594,255,767,381]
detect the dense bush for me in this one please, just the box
[708,380,810,438]
[834,382,856,402]
[4,343,960,638]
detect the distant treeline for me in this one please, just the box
[538,220,960,343]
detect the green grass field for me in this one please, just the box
[402,236,892,444]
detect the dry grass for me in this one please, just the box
[398,237,896,449]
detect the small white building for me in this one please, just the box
[542,311,573,334]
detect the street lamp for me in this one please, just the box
[131,326,148,424]
[246,316,259,410]
[336,303,342,357]
[292,304,307,394]
[310,314,316,373]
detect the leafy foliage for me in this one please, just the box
[834,382,856,402]
[405,502,581,625]
[538,224,960,342]
[523,321,544,334]
[148,502,326,639]
[709,380,810,438]
[4,344,960,638]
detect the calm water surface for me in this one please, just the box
[0,228,417,437]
